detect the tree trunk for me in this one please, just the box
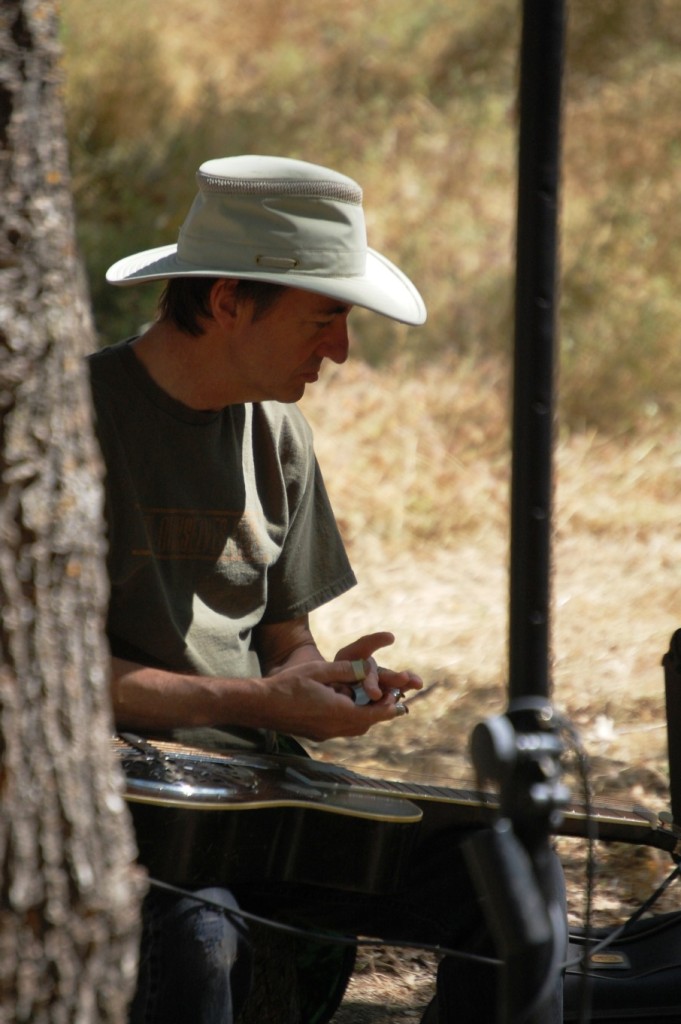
[0,2,143,1021]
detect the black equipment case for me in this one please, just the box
[564,912,681,1022]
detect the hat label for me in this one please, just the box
[256,256,299,269]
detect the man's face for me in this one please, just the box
[229,287,353,403]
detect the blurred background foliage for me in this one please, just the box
[60,0,681,433]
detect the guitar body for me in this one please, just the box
[117,736,423,894]
[115,734,681,896]
[125,798,421,895]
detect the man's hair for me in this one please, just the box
[157,277,287,335]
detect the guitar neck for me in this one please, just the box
[312,760,681,855]
[114,735,681,856]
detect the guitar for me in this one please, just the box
[114,733,681,895]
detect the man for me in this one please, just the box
[90,155,564,1022]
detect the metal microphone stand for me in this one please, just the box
[464,2,570,1020]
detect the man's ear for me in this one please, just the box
[209,278,241,325]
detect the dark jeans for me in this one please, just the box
[128,887,251,1024]
[129,830,566,1024]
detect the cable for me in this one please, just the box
[555,712,597,948]
[557,712,598,1023]
[566,860,681,966]
[556,708,681,965]
[147,876,502,967]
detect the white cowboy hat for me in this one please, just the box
[106,155,426,326]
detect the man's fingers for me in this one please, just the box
[378,667,423,693]
[334,632,395,662]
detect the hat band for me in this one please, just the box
[178,233,366,277]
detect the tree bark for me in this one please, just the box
[0,2,143,1021]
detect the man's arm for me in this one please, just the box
[111,656,267,733]
[111,615,421,741]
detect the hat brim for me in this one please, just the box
[106,244,426,326]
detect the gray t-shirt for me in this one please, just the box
[88,340,356,681]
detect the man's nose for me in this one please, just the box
[317,320,350,364]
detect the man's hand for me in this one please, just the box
[334,631,423,705]
[261,647,422,741]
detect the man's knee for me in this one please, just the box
[175,887,248,980]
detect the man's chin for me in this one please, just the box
[279,382,307,403]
